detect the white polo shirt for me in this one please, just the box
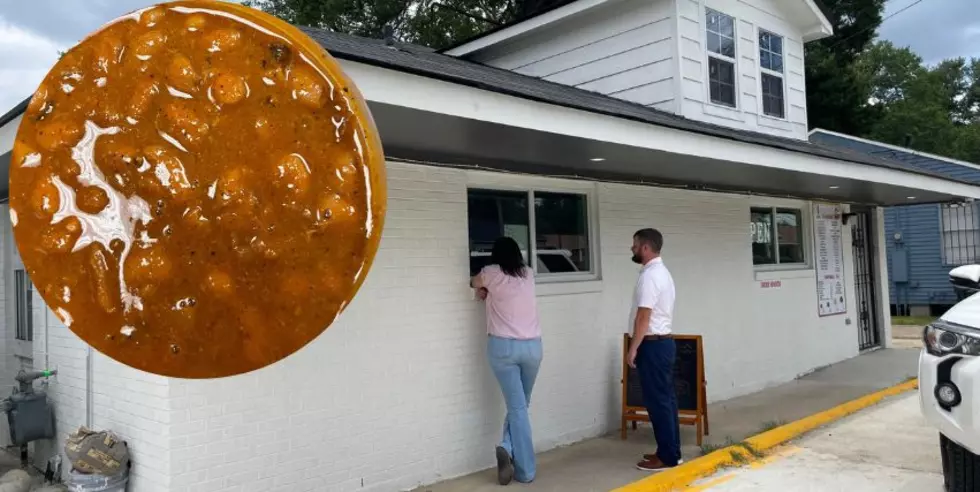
[628,257,676,336]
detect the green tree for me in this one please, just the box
[856,40,980,162]
[244,0,529,49]
[803,0,886,135]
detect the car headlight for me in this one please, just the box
[924,321,980,356]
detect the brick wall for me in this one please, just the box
[0,160,860,491]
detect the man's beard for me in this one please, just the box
[631,253,643,264]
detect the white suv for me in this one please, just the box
[920,264,980,491]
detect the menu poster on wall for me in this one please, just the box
[813,204,847,316]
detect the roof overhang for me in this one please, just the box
[342,60,980,206]
[800,0,834,42]
[3,57,977,207]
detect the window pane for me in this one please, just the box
[706,10,721,32]
[751,208,775,265]
[467,189,530,275]
[720,36,735,58]
[776,209,804,263]
[762,73,784,118]
[707,32,721,55]
[720,16,735,37]
[771,54,783,73]
[534,192,590,273]
[759,31,771,51]
[770,35,782,55]
[760,51,772,71]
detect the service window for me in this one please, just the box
[467,187,595,280]
[751,206,806,268]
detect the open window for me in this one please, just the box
[467,187,596,281]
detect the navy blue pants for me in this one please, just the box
[636,338,681,466]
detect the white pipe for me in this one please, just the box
[86,347,93,428]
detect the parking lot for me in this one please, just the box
[686,392,944,491]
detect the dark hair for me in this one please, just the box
[491,236,527,278]
[634,228,664,254]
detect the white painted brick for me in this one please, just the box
[0,160,865,491]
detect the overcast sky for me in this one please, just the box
[1,0,979,114]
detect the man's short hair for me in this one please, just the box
[634,228,663,253]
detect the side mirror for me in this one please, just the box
[950,265,980,301]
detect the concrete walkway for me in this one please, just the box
[411,348,920,492]
[688,392,941,491]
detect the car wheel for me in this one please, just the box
[942,433,980,491]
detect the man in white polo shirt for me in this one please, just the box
[626,228,681,472]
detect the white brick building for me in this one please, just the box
[0,0,978,491]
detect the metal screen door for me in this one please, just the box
[851,211,880,350]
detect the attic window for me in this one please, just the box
[706,8,737,108]
[759,29,785,118]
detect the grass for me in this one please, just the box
[758,419,786,433]
[892,316,936,326]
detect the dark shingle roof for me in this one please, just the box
[810,131,980,185]
[299,27,975,186]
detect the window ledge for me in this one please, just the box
[13,340,33,360]
[536,279,603,297]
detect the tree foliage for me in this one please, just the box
[802,0,885,137]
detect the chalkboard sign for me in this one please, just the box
[621,334,709,445]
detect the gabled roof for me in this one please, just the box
[0,27,970,187]
[809,129,980,186]
[441,0,835,57]
[299,28,971,185]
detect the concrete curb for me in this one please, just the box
[610,378,920,492]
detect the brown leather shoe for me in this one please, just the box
[643,453,683,464]
[636,456,674,472]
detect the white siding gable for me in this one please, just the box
[677,0,809,139]
[461,0,816,140]
[472,0,679,112]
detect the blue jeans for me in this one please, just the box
[636,338,681,466]
[487,335,543,482]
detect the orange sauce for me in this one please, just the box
[9,1,386,378]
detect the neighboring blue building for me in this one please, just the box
[810,129,980,316]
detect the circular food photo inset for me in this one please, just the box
[8,1,387,379]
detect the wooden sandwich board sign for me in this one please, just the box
[620,333,709,445]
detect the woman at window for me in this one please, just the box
[470,236,543,485]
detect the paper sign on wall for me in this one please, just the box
[813,204,847,316]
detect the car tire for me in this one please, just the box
[942,433,980,492]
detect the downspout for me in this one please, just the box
[86,347,92,427]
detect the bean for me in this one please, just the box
[185,14,207,32]
[202,29,241,53]
[163,101,209,146]
[141,145,193,200]
[88,245,119,313]
[35,115,82,152]
[77,186,110,214]
[254,117,271,139]
[276,153,311,196]
[96,138,138,195]
[91,34,124,74]
[27,85,50,117]
[131,30,167,60]
[38,217,81,254]
[127,78,159,119]
[206,269,233,297]
[30,177,61,217]
[211,73,247,105]
[167,54,200,93]
[139,7,166,27]
[126,245,173,285]
[289,67,324,109]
